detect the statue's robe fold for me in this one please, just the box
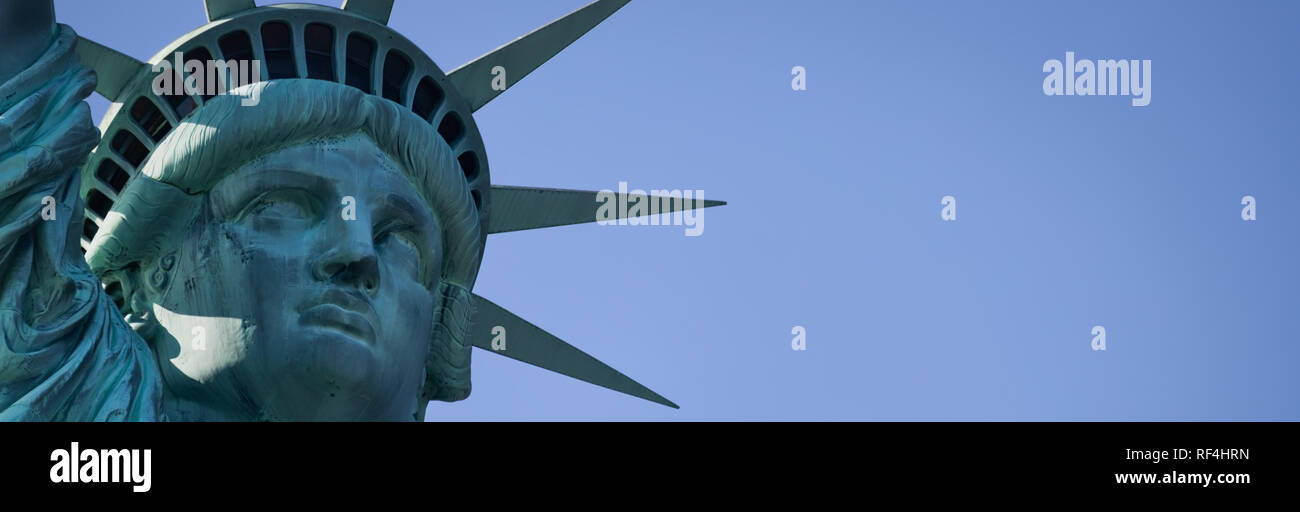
[0,25,163,421]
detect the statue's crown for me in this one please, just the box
[75,1,491,254]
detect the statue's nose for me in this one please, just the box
[311,221,381,295]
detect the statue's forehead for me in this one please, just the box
[204,132,428,213]
[235,133,403,177]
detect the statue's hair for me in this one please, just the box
[86,79,482,405]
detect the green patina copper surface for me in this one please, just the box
[0,0,719,421]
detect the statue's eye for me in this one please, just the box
[237,190,317,222]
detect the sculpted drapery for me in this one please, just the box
[0,26,164,421]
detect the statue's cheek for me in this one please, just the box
[380,281,436,353]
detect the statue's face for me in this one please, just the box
[149,133,441,420]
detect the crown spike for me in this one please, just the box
[448,0,631,112]
[340,0,394,25]
[75,37,147,102]
[488,185,725,234]
[469,294,679,409]
[204,0,255,22]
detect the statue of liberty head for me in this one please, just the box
[71,0,720,420]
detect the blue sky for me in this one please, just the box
[59,0,1300,420]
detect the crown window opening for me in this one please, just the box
[345,33,376,93]
[218,30,256,68]
[129,97,172,142]
[261,21,297,80]
[86,189,113,219]
[437,111,465,146]
[304,23,336,81]
[181,47,217,100]
[160,80,197,119]
[411,76,444,121]
[382,50,411,104]
[110,130,149,168]
[81,218,98,241]
[458,151,479,181]
[95,159,131,194]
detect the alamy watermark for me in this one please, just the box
[1043,52,1151,107]
[595,181,707,237]
[152,52,262,106]
[940,195,957,221]
[50,442,151,493]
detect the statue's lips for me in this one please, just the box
[298,292,378,345]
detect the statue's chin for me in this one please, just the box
[159,328,396,421]
[253,329,390,420]
[152,302,421,420]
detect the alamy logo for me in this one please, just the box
[596,181,706,236]
[50,442,152,493]
[1043,52,1151,107]
[152,52,262,106]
